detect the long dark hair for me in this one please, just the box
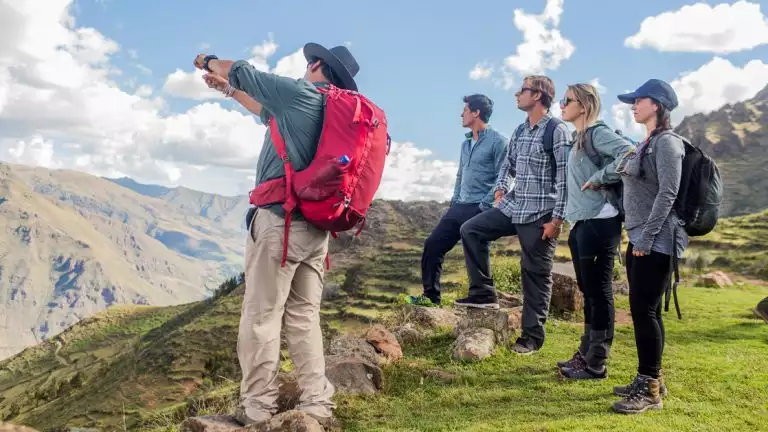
[638,98,673,178]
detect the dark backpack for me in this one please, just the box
[580,123,634,222]
[667,132,723,237]
[513,117,565,192]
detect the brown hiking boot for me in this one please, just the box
[613,371,668,397]
[612,375,663,414]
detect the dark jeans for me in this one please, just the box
[626,242,672,378]
[421,203,482,302]
[460,208,556,346]
[568,216,621,368]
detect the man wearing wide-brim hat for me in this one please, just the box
[194,41,360,428]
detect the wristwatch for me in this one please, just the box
[202,55,218,72]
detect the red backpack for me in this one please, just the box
[249,84,390,267]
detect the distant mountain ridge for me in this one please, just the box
[674,83,768,216]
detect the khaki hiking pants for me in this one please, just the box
[238,208,334,420]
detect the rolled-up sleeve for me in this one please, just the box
[228,60,300,114]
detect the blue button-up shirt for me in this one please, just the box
[494,113,569,223]
[451,126,509,210]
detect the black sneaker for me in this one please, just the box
[560,364,607,380]
[511,337,538,355]
[557,351,585,370]
[454,295,499,310]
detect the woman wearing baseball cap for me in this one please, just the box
[611,79,688,414]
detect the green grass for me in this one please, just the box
[334,284,768,431]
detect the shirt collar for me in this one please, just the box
[526,112,553,130]
[465,125,492,140]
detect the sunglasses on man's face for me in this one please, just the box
[516,87,538,96]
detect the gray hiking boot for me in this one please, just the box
[612,375,663,414]
[613,371,668,397]
[233,407,271,426]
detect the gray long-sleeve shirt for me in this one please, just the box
[620,131,688,258]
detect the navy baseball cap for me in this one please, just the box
[617,79,679,111]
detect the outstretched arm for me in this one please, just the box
[202,73,263,116]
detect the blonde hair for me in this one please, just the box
[567,83,601,149]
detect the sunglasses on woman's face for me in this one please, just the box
[559,97,575,108]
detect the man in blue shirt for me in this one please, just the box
[410,94,508,305]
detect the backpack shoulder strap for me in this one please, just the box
[582,124,605,169]
[542,117,564,187]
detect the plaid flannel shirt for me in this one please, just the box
[494,112,569,224]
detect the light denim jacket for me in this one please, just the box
[564,121,636,222]
[451,126,509,210]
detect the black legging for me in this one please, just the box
[626,242,673,378]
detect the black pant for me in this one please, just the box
[626,242,672,378]
[421,203,482,302]
[568,216,621,368]
[460,208,556,346]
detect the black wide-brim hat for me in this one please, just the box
[303,42,359,91]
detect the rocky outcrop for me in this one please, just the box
[550,272,583,317]
[697,271,734,288]
[180,416,242,432]
[365,324,403,361]
[411,306,463,330]
[327,334,380,366]
[325,355,382,394]
[180,411,326,432]
[392,322,424,345]
[451,328,496,361]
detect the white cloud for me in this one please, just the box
[375,141,458,202]
[469,63,493,80]
[669,57,768,120]
[272,48,308,79]
[3,136,62,169]
[163,68,225,100]
[625,1,768,54]
[590,78,606,94]
[611,100,645,139]
[469,0,574,90]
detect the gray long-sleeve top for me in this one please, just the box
[621,131,688,258]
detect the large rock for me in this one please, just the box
[325,355,382,394]
[245,411,324,432]
[451,328,496,361]
[503,306,523,333]
[499,292,523,308]
[327,335,380,366]
[754,296,768,323]
[180,416,243,432]
[454,308,510,345]
[411,306,462,330]
[550,272,583,317]
[698,271,733,288]
[365,324,403,362]
[392,322,424,345]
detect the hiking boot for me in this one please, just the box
[614,371,668,397]
[612,375,663,414]
[556,351,585,370]
[511,337,539,355]
[233,407,271,426]
[560,364,607,380]
[407,295,440,306]
[454,295,499,310]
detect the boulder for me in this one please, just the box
[325,355,382,394]
[392,322,424,345]
[454,308,510,345]
[451,328,496,361]
[180,416,243,432]
[754,296,768,323]
[327,335,380,366]
[411,306,462,330]
[503,306,523,333]
[498,292,523,308]
[550,272,583,317]
[698,271,733,288]
[245,411,324,432]
[365,324,403,361]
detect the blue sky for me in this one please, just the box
[1,0,767,198]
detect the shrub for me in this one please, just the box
[492,259,521,293]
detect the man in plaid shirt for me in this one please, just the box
[456,75,569,355]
